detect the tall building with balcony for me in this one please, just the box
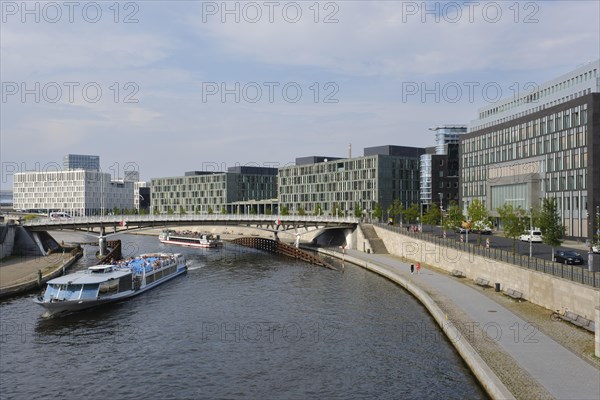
[150,166,277,214]
[461,60,600,240]
[278,145,424,217]
[420,125,466,209]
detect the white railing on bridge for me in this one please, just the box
[23,214,361,227]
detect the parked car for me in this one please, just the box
[593,244,599,254]
[472,227,492,235]
[554,250,584,265]
[455,227,470,234]
[520,230,542,243]
[49,212,72,220]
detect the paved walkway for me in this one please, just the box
[343,249,600,400]
[0,254,67,289]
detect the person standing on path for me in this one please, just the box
[410,264,414,274]
[416,262,421,274]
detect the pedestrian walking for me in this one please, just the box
[416,262,421,274]
[410,264,414,274]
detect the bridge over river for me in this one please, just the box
[23,214,359,232]
[18,214,360,256]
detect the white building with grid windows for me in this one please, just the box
[13,170,134,216]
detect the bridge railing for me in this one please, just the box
[22,214,361,227]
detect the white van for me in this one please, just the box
[520,229,542,243]
[49,212,72,220]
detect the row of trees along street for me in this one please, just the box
[385,198,598,262]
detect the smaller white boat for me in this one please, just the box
[159,229,223,248]
[33,253,187,316]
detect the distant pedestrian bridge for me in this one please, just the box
[23,214,360,234]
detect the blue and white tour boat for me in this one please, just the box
[33,253,187,316]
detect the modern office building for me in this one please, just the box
[134,182,150,212]
[278,145,424,217]
[461,60,600,240]
[0,190,13,208]
[150,166,277,214]
[420,125,466,209]
[63,154,100,171]
[13,170,134,216]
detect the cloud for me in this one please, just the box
[1,0,598,186]
[187,1,599,79]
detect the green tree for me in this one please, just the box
[207,206,213,214]
[442,201,464,234]
[404,203,420,224]
[538,198,565,260]
[140,208,149,215]
[249,206,257,215]
[373,203,383,222]
[195,205,201,214]
[265,208,272,215]
[353,202,362,218]
[530,204,541,229]
[167,207,174,215]
[467,199,489,244]
[387,199,404,225]
[281,206,289,216]
[422,203,441,231]
[314,204,323,216]
[331,203,342,217]
[221,207,227,214]
[153,206,160,215]
[179,205,186,215]
[497,204,526,253]
[298,207,306,216]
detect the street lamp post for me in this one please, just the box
[529,207,533,258]
[420,202,423,232]
[438,192,443,227]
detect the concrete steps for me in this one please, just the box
[360,224,389,254]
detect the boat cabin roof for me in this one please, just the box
[48,269,131,285]
[88,265,116,273]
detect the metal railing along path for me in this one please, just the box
[375,223,600,288]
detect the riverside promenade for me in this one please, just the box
[321,248,600,400]
[0,252,81,298]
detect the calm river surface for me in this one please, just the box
[0,232,487,399]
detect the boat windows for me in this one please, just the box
[98,280,119,296]
[81,284,99,299]
[118,275,133,292]
[43,284,60,301]
[48,283,84,301]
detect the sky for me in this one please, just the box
[1,0,599,186]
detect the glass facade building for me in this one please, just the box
[63,154,100,171]
[461,60,600,240]
[420,126,465,208]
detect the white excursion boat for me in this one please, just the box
[33,253,187,316]
[158,229,223,248]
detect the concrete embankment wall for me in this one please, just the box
[373,226,600,321]
[316,247,515,400]
[0,251,82,299]
[0,223,16,259]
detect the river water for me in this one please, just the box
[0,233,487,399]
